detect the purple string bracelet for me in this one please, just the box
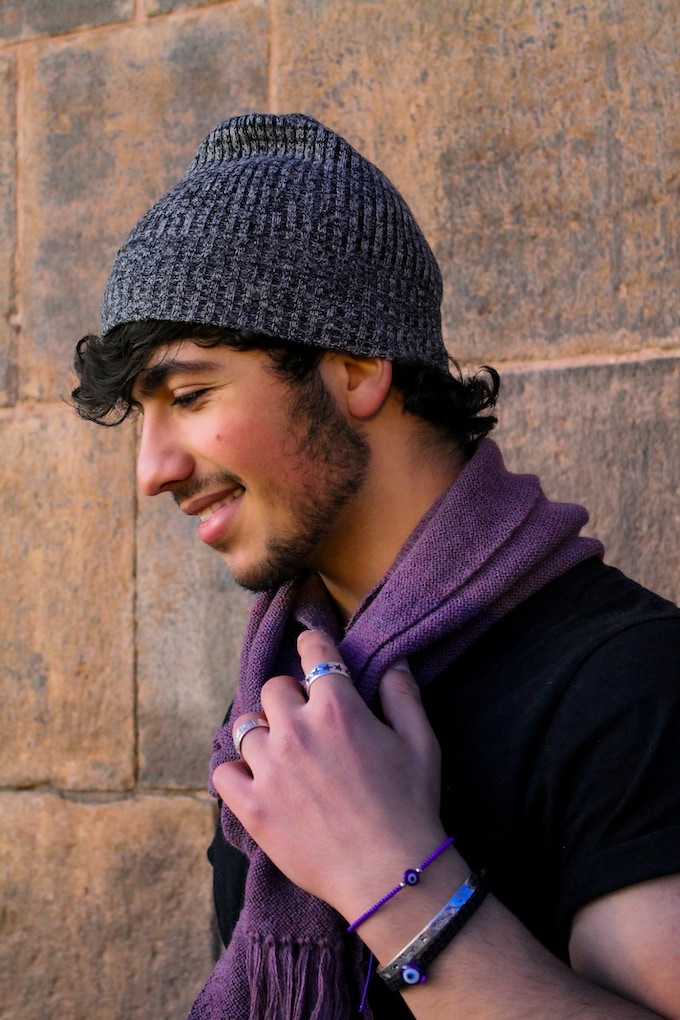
[347,836,455,933]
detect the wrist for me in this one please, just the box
[332,827,448,918]
[346,835,456,933]
[344,839,470,965]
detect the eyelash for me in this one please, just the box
[172,389,209,408]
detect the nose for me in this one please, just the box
[136,415,195,496]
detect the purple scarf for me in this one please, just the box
[188,440,603,1020]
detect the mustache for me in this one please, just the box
[171,471,243,507]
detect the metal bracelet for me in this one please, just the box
[377,871,488,992]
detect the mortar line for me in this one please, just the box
[487,346,680,374]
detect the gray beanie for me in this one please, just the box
[101,112,448,371]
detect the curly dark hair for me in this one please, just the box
[72,320,499,453]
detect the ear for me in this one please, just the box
[322,354,393,421]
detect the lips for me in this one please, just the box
[180,484,244,518]
[195,487,245,546]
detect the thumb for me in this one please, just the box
[379,660,440,761]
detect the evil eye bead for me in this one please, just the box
[403,868,420,886]
[401,962,426,986]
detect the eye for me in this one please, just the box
[172,388,209,408]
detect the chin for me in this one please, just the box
[221,553,301,594]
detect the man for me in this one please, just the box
[72,113,680,1020]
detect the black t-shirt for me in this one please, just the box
[208,559,680,1017]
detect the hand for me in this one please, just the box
[212,629,448,921]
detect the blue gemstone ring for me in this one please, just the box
[303,661,352,693]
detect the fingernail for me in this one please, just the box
[391,657,412,673]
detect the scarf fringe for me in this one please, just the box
[247,935,356,1020]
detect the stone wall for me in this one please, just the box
[1,2,678,1018]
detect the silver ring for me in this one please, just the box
[233,716,269,757]
[303,661,352,693]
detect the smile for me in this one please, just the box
[197,488,245,521]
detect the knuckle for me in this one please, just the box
[260,673,292,707]
[277,715,311,758]
[238,795,268,837]
[298,628,338,663]
[315,695,348,732]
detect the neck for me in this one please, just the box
[317,427,465,622]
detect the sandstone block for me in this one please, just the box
[0,54,16,406]
[0,790,217,1020]
[0,408,136,789]
[136,491,252,788]
[0,0,133,43]
[19,2,268,400]
[274,0,680,363]
[495,356,680,606]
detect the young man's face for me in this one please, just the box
[132,341,370,591]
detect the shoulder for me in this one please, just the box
[425,557,679,722]
[507,556,679,652]
[468,557,678,687]
[424,559,680,955]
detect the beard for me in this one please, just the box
[233,370,371,592]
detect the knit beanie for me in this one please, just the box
[101,112,448,371]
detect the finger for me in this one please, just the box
[212,760,252,803]
[259,673,307,717]
[232,711,269,759]
[297,629,354,695]
[379,660,440,761]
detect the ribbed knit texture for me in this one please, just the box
[101,113,448,370]
[188,439,604,1020]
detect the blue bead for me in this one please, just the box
[403,868,420,886]
[401,963,425,986]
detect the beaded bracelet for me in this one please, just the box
[347,836,454,933]
[377,870,488,992]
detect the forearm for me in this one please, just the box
[217,633,678,1020]
[352,852,664,1019]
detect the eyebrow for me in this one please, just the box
[136,357,222,397]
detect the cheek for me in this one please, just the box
[210,424,295,479]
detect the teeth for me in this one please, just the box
[198,488,244,522]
